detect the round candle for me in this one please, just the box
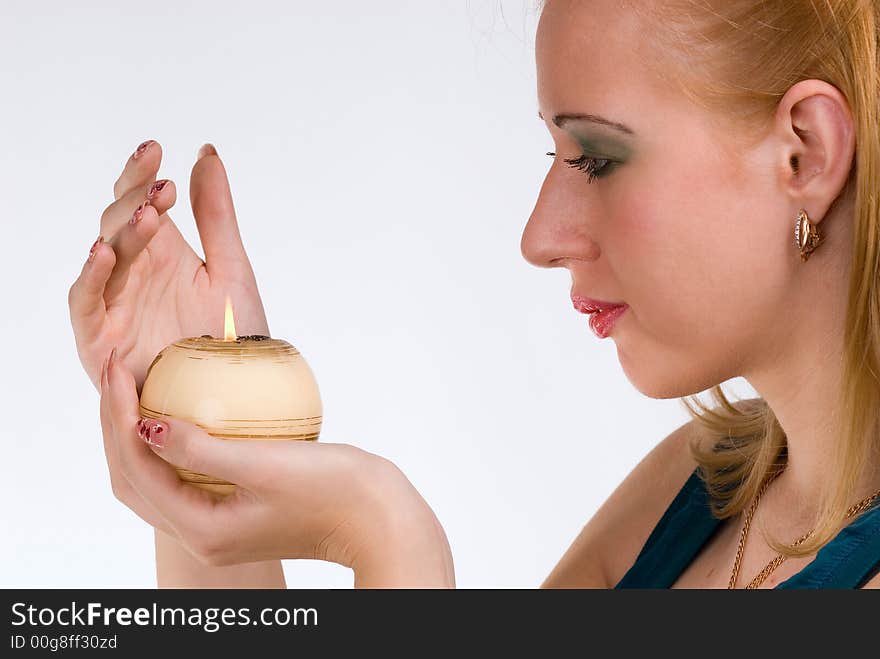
[137,333,322,495]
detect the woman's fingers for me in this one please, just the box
[189,144,252,279]
[68,237,117,363]
[99,352,178,537]
[99,355,118,483]
[102,179,177,301]
[113,140,160,201]
[100,178,176,244]
[105,348,232,538]
[137,416,271,494]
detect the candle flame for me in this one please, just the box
[224,295,237,341]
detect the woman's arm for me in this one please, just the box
[351,473,455,588]
[541,418,701,588]
[155,530,286,588]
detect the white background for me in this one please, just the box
[0,0,754,587]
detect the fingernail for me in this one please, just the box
[132,140,156,160]
[147,179,169,199]
[197,143,217,160]
[129,200,151,224]
[137,418,167,448]
[87,235,104,263]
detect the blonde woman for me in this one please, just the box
[68,0,880,589]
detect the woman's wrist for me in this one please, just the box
[154,528,287,588]
[349,462,455,588]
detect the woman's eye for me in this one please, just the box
[545,151,613,184]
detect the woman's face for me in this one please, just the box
[522,0,798,398]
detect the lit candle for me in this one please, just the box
[138,295,322,495]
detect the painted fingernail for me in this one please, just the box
[87,235,104,263]
[147,179,169,199]
[137,418,167,448]
[197,143,217,160]
[129,200,151,224]
[132,140,155,160]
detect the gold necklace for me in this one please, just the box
[728,471,880,589]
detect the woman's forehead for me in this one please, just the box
[536,1,658,110]
[535,0,721,150]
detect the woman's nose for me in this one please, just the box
[521,173,600,268]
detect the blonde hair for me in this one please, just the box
[537,0,880,559]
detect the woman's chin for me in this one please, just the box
[615,341,708,400]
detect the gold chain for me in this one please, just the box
[728,471,880,589]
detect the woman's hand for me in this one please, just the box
[68,140,269,394]
[99,347,456,588]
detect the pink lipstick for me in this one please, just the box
[571,295,629,339]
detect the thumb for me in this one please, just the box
[189,143,252,279]
[137,414,262,491]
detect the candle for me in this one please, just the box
[137,296,322,495]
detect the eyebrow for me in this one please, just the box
[538,110,634,136]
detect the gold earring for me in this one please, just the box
[794,209,823,262]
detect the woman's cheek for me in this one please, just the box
[613,193,735,348]
[611,203,683,324]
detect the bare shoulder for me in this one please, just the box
[860,571,880,589]
[540,397,761,589]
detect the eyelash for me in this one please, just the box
[546,151,612,183]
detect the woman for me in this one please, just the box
[67,0,880,588]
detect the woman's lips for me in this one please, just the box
[571,295,629,339]
[571,295,627,313]
[587,305,628,338]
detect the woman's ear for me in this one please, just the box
[777,79,856,222]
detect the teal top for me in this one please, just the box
[614,468,880,589]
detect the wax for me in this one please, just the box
[138,334,322,495]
